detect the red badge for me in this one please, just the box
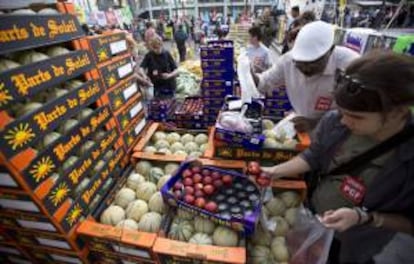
[340,176,366,205]
[315,96,333,111]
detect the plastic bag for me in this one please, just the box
[286,207,334,264]
[272,112,297,140]
[217,105,253,134]
[237,49,262,103]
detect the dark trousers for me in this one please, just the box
[177,44,186,62]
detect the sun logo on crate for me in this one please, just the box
[114,97,123,109]
[0,82,12,107]
[4,123,36,150]
[66,204,83,226]
[106,74,117,87]
[217,148,232,157]
[121,117,129,129]
[49,182,70,206]
[29,156,56,182]
[98,48,108,61]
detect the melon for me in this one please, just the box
[263,119,275,130]
[0,59,20,73]
[271,238,289,262]
[103,150,114,161]
[184,142,199,153]
[271,216,289,236]
[127,172,146,190]
[100,205,125,226]
[284,207,299,226]
[114,188,136,208]
[174,150,187,156]
[39,132,61,149]
[199,143,208,153]
[144,146,157,153]
[136,182,157,202]
[181,134,194,144]
[189,151,202,158]
[135,161,152,177]
[157,175,171,190]
[250,246,275,264]
[77,108,94,121]
[93,131,106,142]
[212,226,238,247]
[17,51,49,65]
[194,216,215,235]
[170,142,185,153]
[46,46,70,57]
[251,224,272,247]
[266,197,287,217]
[177,208,194,220]
[189,233,213,245]
[152,131,167,142]
[164,163,179,175]
[126,200,148,221]
[279,191,301,208]
[62,156,78,171]
[158,148,172,155]
[59,119,79,134]
[46,88,68,101]
[149,167,164,184]
[116,219,139,230]
[12,9,36,14]
[16,102,42,117]
[138,212,162,233]
[64,80,84,90]
[79,141,95,156]
[194,133,208,145]
[38,8,59,14]
[168,218,194,241]
[148,192,166,214]
[166,132,181,144]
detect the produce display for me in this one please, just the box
[175,97,203,116]
[261,119,299,149]
[176,68,200,99]
[179,60,202,79]
[143,130,208,158]
[161,161,262,234]
[167,209,241,247]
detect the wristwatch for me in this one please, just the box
[354,207,373,225]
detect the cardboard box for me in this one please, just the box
[86,32,128,64]
[0,79,103,159]
[205,127,310,164]
[122,111,148,153]
[0,13,84,56]
[103,75,141,113]
[264,98,292,110]
[0,50,95,114]
[114,97,144,131]
[132,122,208,161]
[200,41,234,60]
[201,79,233,98]
[98,53,134,90]
[203,69,234,80]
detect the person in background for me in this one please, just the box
[282,11,316,53]
[262,51,414,264]
[251,21,360,132]
[140,36,179,99]
[255,7,277,47]
[144,21,156,46]
[287,6,300,28]
[247,26,272,73]
[156,20,165,40]
[174,24,189,62]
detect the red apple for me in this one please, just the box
[222,175,233,185]
[183,178,193,186]
[205,201,218,212]
[213,179,223,189]
[248,161,261,175]
[174,190,182,199]
[192,166,201,174]
[203,184,215,195]
[182,169,193,178]
[202,176,213,185]
[184,194,195,205]
[193,173,203,184]
[211,171,221,180]
[194,183,204,191]
[194,189,205,198]
[174,182,183,191]
[195,197,206,208]
[184,186,194,195]
[202,169,211,176]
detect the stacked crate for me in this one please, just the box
[263,86,292,120]
[0,3,125,263]
[201,40,235,126]
[79,32,148,156]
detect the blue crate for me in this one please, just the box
[265,99,292,109]
[203,69,234,80]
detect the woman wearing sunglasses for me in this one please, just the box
[252,21,359,132]
[263,51,414,263]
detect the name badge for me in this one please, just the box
[340,176,366,205]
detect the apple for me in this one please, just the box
[194,189,205,198]
[202,169,211,176]
[222,175,233,186]
[184,186,194,195]
[184,194,195,205]
[213,179,223,189]
[205,201,218,212]
[192,166,201,174]
[174,190,182,199]
[194,183,204,191]
[174,182,183,191]
[183,178,193,186]
[182,169,193,178]
[203,184,215,195]
[202,176,213,185]
[193,173,203,184]
[248,161,261,175]
[211,171,221,180]
[195,197,206,208]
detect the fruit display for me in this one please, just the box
[142,130,208,158]
[176,68,200,99]
[99,168,170,232]
[175,97,203,116]
[161,161,262,234]
[167,209,241,247]
[180,60,202,79]
[261,119,299,150]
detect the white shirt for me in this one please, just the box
[258,46,360,119]
[246,43,272,72]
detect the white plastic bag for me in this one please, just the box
[217,105,253,134]
[237,49,262,104]
[286,207,334,264]
[272,112,297,140]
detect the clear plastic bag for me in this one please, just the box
[217,105,253,134]
[286,207,334,264]
[237,50,262,103]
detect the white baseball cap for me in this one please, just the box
[291,21,335,62]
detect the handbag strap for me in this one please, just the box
[329,124,414,176]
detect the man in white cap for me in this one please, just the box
[252,21,359,132]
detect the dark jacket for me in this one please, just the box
[301,110,414,263]
[174,29,188,46]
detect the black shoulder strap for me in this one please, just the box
[329,124,414,176]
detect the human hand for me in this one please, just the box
[161,73,171,79]
[319,208,359,232]
[291,116,317,133]
[260,166,281,179]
